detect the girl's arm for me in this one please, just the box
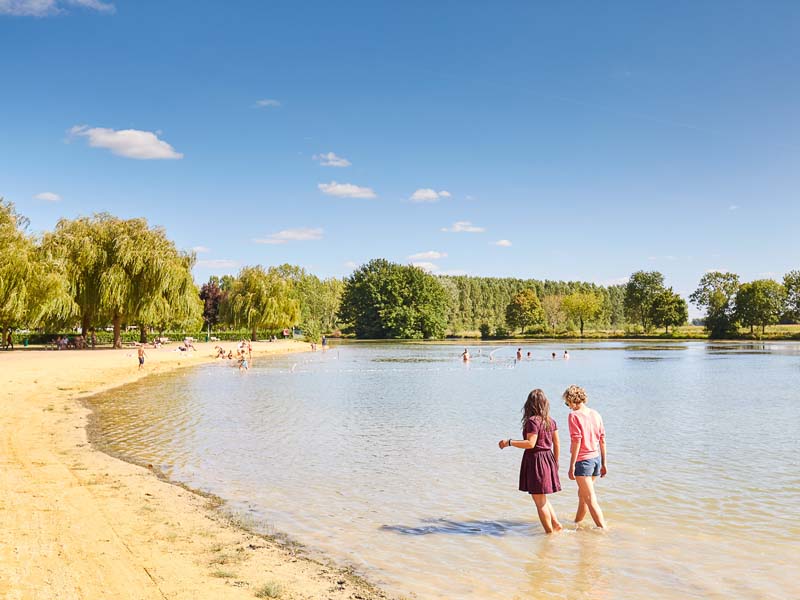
[599,438,607,477]
[568,439,580,480]
[552,430,560,465]
[499,432,538,449]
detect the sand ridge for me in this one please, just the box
[0,341,392,600]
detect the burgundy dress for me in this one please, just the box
[518,416,562,495]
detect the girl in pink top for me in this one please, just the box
[563,385,607,528]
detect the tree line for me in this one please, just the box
[3,200,798,344]
[335,262,800,339]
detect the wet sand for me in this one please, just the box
[0,341,392,600]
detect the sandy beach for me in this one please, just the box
[0,341,391,600]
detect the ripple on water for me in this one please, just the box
[88,342,800,599]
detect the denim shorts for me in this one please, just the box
[574,456,601,477]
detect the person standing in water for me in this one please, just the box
[137,345,147,370]
[563,350,570,360]
[516,348,523,361]
[461,348,470,362]
[563,385,607,528]
[499,389,563,534]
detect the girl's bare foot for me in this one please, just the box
[553,520,563,532]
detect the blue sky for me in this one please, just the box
[1,1,799,312]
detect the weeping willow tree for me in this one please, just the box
[45,213,201,347]
[226,266,301,341]
[43,214,115,336]
[100,218,201,345]
[0,199,75,337]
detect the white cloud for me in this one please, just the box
[253,227,323,244]
[439,269,469,276]
[69,125,183,160]
[196,259,239,269]
[599,276,629,286]
[0,0,114,16]
[729,205,738,211]
[254,99,281,108]
[411,261,439,272]
[408,250,447,260]
[648,255,678,261]
[493,239,512,247]
[33,191,61,202]
[343,260,358,269]
[191,246,210,254]
[313,152,351,167]
[705,268,731,274]
[318,181,376,199]
[441,220,485,233]
[410,188,451,203]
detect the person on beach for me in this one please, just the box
[499,389,563,534]
[5,329,13,350]
[238,354,248,371]
[137,345,147,370]
[563,385,607,529]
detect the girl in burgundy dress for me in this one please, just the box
[499,389,563,533]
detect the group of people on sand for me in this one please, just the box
[51,330,98,350]
[214,340,251,371]
[461,348,569,362]
[499,385,607,533]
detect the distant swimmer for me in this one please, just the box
[564,350,570,360]
[552,352,557,359]
[516,348,523,361]
[526,351,532,360]
[462,348,471,362]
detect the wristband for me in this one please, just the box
[507,439,512,447]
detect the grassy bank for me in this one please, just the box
[443,324,800,341]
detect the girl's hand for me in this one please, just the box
[568,467,575,481]
[600,464,608,478]
[498,439,506,449]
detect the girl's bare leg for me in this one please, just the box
[531,494,554,533]
[547,501,563,531]
[576,476,606,528]
[574,492,588,523]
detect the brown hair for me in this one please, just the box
[562,384,588,407]
[522,389,553,431]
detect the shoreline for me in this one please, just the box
[0,341,393,600]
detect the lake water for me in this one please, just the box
[89,341,800,599]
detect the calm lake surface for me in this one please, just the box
[89,341,800,599]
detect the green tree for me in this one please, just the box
[504,288,544,333]
[562,291,603,336]
[650,288,688,333]
[624,271,665,331]
[735,279,786,334]
[690,271,740,338]
[228,266,301,341]
[338,259,450,338]
[1,200,74,337]
[784,270,800,322]
[43,214,114,336]
[541,295,566,332]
